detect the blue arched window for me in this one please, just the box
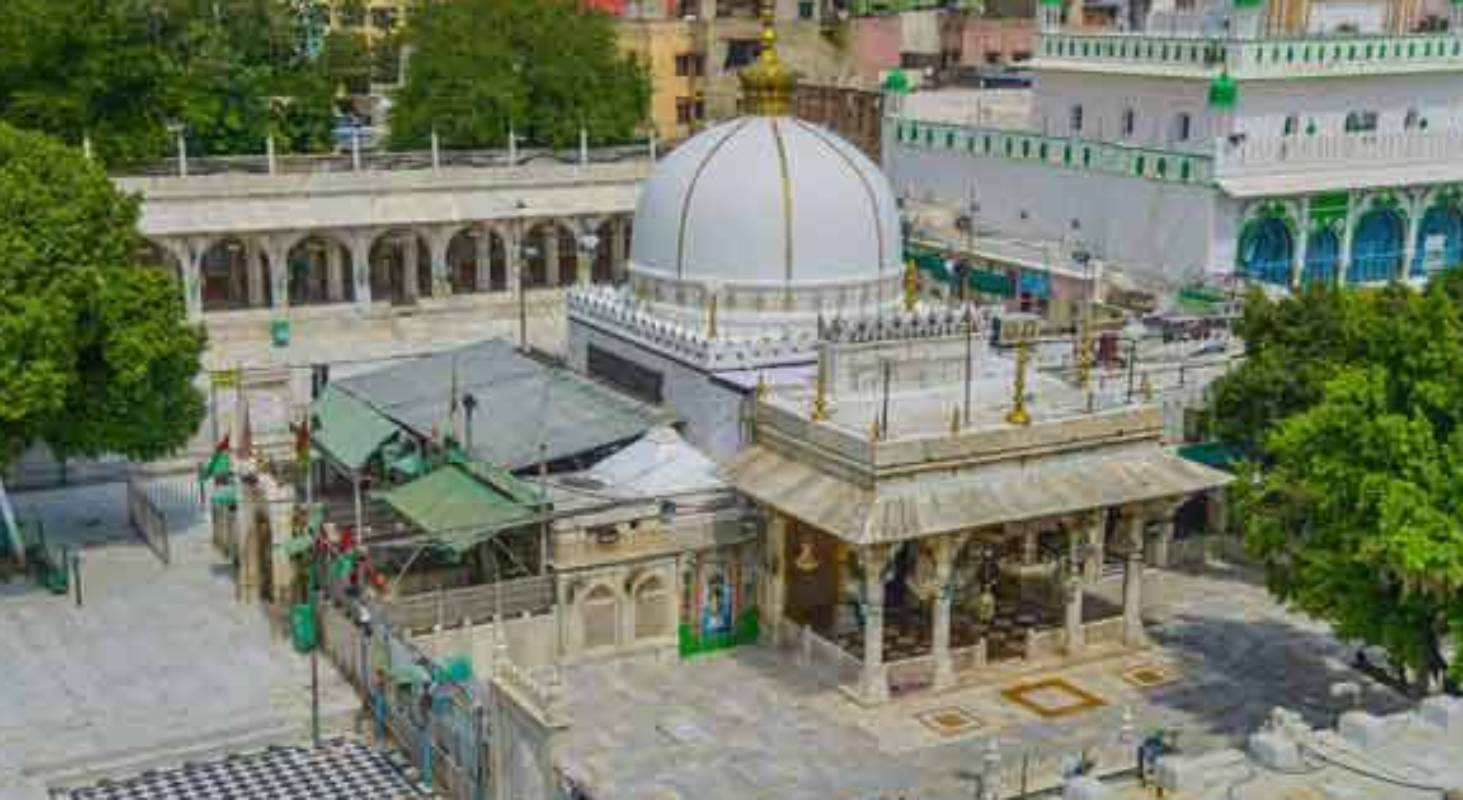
[1303,229,1339,286]
[1350,208,1405,283]
[1239,217,1293,285]
[1412,205,1463,277]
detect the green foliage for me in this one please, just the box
[0,123,205,468]
[321,28,374,95]
[390,0,650,150]
[0,0,338,166]
[1220,281,1463,687]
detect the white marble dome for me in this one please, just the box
[630,116,901,290]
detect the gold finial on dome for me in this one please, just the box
[740,1,796,116]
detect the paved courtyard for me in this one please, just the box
[558,560,1410,800]
[0,479,358,800]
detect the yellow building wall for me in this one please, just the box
[618,20,700,142]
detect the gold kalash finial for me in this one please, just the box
[811,346,830,421]
[739,1,797,116]
[1006,338,1032,426]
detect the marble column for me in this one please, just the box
[245,241,266,308]
[931,535,965,690]
[475,226,492,292]
[401,235,420,304]
[762,512,788,643]
[610,217,627,282]
[1021,525,1038,565]
[348,233,373,311]
[263,238,289,313]
[427,226,452,298]
[505,224,522,295]
[326,242,344,302]
[1063,572,1086,654]
[174,238,204,321]
[1122,508,1146,645]
[1338,193,1358,285]
[1083,511,1105,585]
[1150,512,1175,569]
[1292,197,1309,289]
[544,225,561,287]
[860,544,891,704]
[1403,197,1423,279]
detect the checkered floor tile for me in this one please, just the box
[65,739,425,800]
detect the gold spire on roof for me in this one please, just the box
[739,1,796,116]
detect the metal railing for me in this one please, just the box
[126,477,171,565]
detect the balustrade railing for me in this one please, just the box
[1214,129,1463,176]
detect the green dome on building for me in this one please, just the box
[1208,71,1238,109]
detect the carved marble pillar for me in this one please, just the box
[762,512,788,644]
[171,238,204,321]
[1150,511,1175,570]
[610,217,628,282]
[348,232,373,312]
[245,240,266,308]
[1122,508,1147,645]
[475,225,492,292]
[326,241,344,302]
[1083,511,1105,585]
[931,535,965,690]
[263,237,289,313]
[426,226,453,298]
[1403,194,1423,279]
[860,544,890,704]
[401,234,420,303]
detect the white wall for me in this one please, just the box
[565,319,752,463]
[888,142,1226,284]
[1231,72,1463,137]
[1034,72,1218,149]
[1034,69,1463,145]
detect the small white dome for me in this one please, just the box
[630,117,900,288]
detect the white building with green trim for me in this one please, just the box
[882,0,1463,290]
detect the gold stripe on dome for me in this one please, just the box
[675,119,753,279]
[793,119,887,278]
[770,118,795,295]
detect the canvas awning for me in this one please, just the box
[723,445,1232,546]
[311,385,403,472]
[374,462,540,555]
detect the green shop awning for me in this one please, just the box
[311,385,402,472]
[374,462,539,555]
[1177,442,1243,470]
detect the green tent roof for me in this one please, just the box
[311,385,403,472]
[374,462,539,555]
[1177,442,1242,470]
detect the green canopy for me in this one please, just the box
[311,385,402,472]
[374,462,540,555]
[390,662,431,685]
[1177,442,1243,470]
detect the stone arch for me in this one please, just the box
[199,236,267,311]
[581,582,620,650]
[1412,204,1463,277]
[368,228,431,305]
[1303,227,1340,286]
[521,220,574,289]
[136,238,185,288]
[632,574,671,640]
[444,226,509,294]
[1237,216,1293,286]
[1350,206,1405,283]
[286,233,356,306]
[510,739,546,800]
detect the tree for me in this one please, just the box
[389,0,650,150]
[321,28,374,96]
[0,0,336,166]
[1221,282,1463,690]
[0,123,205,469]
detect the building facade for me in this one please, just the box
[884,0,1463,290]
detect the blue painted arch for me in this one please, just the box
[1349,207,1405,284]
[1411,205,1463,277]
[1238,216,1294,286]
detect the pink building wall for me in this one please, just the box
[849,16,904,80]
